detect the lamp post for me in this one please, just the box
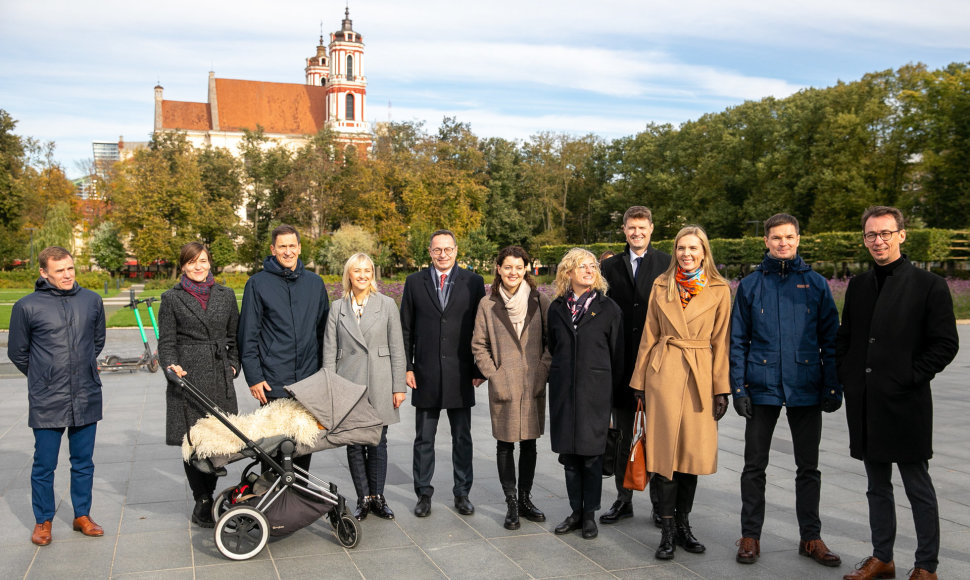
[25,227,37,266]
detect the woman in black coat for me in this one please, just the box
[158,242,240,527]
[547,248,624,540]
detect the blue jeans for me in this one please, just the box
[32,423,98,524]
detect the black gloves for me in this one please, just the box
[713,394,729,421]
[733,396,753,419]
[821,397,842,413]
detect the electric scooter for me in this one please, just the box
[97,290,160,373]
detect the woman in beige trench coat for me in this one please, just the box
[471,246,551,530]
[630,226,731,560]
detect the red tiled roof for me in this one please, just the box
[161,101,211,131]
[214,78,327,135]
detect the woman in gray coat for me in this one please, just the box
[158,242,240,528]
[471,246,551,530]
[323,253,407,520]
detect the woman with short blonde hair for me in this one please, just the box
[323,252,406,521]
[546,247,623,540]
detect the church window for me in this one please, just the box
[346,94,355,120]
[346,55,354,81]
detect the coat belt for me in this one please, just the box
[649,336,712,411]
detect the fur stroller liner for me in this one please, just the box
[182,368,384,472]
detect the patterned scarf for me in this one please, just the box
[566,289,596,328]
[674,267,707,309]
[181,272,215,310]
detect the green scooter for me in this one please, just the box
[97,290,161,373]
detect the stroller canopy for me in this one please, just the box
[285,368,383,449]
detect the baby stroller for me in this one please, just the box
[168,367,384,560]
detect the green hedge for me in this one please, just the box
[538,229,961,268]
[0,271,111,290]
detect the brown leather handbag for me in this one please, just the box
[622,398,649,491]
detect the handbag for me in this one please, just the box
[601,423,622,477]
[622,398,649,491]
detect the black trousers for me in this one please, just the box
[184,462,219,501]
[610,404,661,508]
[740,404,822,541]
[559,453,603,513]
[496,439,537,496]
[654,472,697,517]
[413,407,473,498]
[864,459,939,573]
[347,426,388,500]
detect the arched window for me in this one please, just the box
[346,55,354,80]
[346,93,355,120]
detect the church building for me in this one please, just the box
[153,8,371,154]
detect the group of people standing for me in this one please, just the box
[9,206,958,580]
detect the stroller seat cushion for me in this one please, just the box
[182,398,322,462]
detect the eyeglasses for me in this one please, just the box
[863,230,900,244]
[430,247,456,256]
[575,263,598,272]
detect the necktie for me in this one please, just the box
[438,273,448,308]
[439,273,447,290]
[634,256,643,281]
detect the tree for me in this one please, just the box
[459,227,497,275]
[321,223,379,274]
[89,221,126,274]
[237,128,293,270]
[0,109,28,266]
[34,202,75,252]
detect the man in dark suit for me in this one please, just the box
[598,206,671,526]
[837,206,958,580]
[401,229,486,517]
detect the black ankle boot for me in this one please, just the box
[504,494,520,530]
[518,493,546,522]
[192,497,215,528]
[554,510,582,535]
[655,518,676,560]
[353,497,370,520]
[675,513,705,553]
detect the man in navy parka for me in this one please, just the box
[729,214,842,568]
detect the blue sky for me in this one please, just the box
[1,0,967,177]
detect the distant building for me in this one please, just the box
[153,8,371,155]
[92,137,148,179]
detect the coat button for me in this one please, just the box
[865,368,871,373]
[763,359,767,364]
[869,337,875,343]
[830,389,836,395]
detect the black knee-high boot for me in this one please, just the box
[655,475,678,560]
[673,473,704,553]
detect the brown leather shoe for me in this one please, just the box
[907,568,937,580]
[72,515,104,537]
[843,556,895,580]
[31,521,52,546]
[736,536,760,564]
[799,538,842,567]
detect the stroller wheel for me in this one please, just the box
[212,486,237,521]
[214,506,269,560]
[335,513,360,549]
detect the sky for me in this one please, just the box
[1,0,968,178]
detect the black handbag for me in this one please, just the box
[601,418,622,478]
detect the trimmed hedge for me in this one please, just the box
[538,229,962,268]
[0,271,110,290]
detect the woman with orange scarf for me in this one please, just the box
[630,226,731,560]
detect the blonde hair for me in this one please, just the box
[341,253,379,297]
[554,248,609,298]
[661,226,727,302]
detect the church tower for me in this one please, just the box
[305,33,330,87]
[325,7,370,151]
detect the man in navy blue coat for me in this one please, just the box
[400,229,486,518]
[8,246,106,546]
[238,224,329,470]
[729,214,842,568]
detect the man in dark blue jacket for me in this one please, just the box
[730,214,842,568]
[8,246,106,546]
[238,224,329,470]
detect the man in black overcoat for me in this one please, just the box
[400,229,486,517]
[598,206,670,526]
[837,206,958,580]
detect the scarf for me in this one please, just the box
[181,272,215,310]
[566,289,595,328]
[499,282,530,338]
[674,267,707,309]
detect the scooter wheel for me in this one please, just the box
[148,356,160,373]
[335,513,360,548]
[214,506,269,560]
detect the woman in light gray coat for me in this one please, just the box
[158,242,240,528]
[471,246,551,530]
[322,253,407,520]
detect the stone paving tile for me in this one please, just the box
[274,552,360,579]
[194,560,279,580]
[489,533,605,578]
[112,530,193,575]
[25,535,116,579]
[349,545,445,579]
[428,539,531,579]
[0,542,37,580]
[112,569,196,580]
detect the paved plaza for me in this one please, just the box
[0,327,967,579]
